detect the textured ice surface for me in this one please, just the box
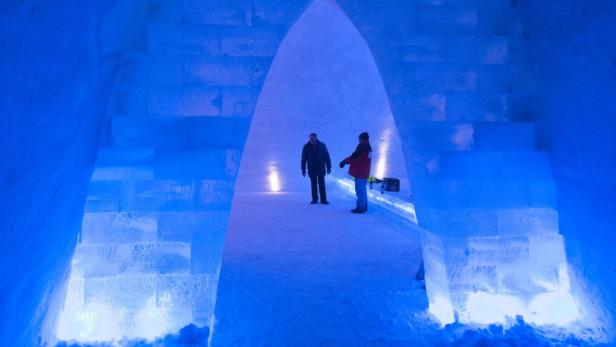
[518,1,616,339]
[416,122,582,328]
[420,221,579,326]
[55,4,238,343]
[2,0,615,346]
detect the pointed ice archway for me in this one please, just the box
[210,0,420,344]
[234,0,410,196]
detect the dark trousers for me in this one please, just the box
[309,174,327,202]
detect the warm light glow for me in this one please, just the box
[268,165,282,192]
[375,126,391,179]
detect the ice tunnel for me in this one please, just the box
[1,0,616,346]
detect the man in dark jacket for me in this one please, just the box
[301,133,332,204]
[339,132,372,213]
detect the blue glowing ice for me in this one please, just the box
[1,0,615,346]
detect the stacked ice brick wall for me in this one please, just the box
[339,0,579,325]
[3,0,610,344]
[417,147,577,324]
[50,0,586,340]
[55,0,310,341]
[518,1,616,336]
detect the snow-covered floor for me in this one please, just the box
[55,184,598,346]
[211,186,427,346]
[207,186,598,347]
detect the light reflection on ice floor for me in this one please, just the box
[332,176,417,223]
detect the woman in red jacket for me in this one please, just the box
[339,132,372,213]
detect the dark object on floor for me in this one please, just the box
[311,200,318,204]
[368,176,382,190]
[321,201,330,205]
[415,261,425,281]
[351,208,366,214]
[382,177,400,192]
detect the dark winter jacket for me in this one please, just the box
[301,140,332,176]
[344,142,372,179]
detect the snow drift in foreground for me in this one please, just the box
[56,319,606,347]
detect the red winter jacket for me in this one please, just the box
[345,143,372,179]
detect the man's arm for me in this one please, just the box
[340,144,363,167]
[324,144,332,171]
[301,145,307,172]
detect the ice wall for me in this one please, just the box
[337,0,586,331]
[53,0,313,344]
[56,2,249,344]
[518,0,616,338]
[1,0,615,345]
[0,1,150,345]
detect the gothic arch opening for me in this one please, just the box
[233,0,410,196]
[211,0,419,344]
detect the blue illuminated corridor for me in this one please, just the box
[1,0,615,346]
